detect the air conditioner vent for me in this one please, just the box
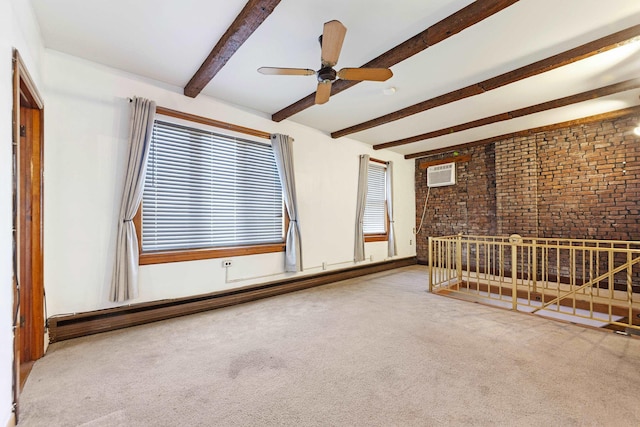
[427,162,456,187]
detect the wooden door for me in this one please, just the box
[17,104,44,382]
[12,48,45,423]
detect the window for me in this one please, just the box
[364,161,388,242]
[137,118,285,264]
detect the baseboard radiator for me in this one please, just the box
[48,257,417,342]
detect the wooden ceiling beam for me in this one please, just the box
[404,105,640,160]
[184,0,281,98]
[271,0,519,122]
[373,78,640,150]
[332,24,640,139]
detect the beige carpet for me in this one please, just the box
[18,266,640,426]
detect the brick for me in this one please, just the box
[415,111,640,263]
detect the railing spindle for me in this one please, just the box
[532,240,538,295]
[510,235,521,311]
[428,236,433,293]
[628,249,633,329]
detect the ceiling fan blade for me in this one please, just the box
[315,81,332,104]
[337,68,393,82]
[321,20,347,67]
[258,67,315,76]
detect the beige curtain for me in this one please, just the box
[386,161,397,257]
[271,134,302,272]
[110,97,156,302]
[354,154,369,262]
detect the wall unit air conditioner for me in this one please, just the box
[427,162,456,187]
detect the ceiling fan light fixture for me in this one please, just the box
[317,67,337,83]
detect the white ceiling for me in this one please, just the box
[30,0,640,157]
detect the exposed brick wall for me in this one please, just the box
[414,112,640,263]
[415,144,496,262]
[495,135,538,236]
[536,116,640,241]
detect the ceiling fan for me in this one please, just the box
[258,20,393,105]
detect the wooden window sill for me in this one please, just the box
[139,242,286,265]
[365,234,389,242]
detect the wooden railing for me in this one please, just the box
[429,234,640,333]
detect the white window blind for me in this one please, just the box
[363,163,386,234]
[142,120,283,252]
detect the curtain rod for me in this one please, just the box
[370,157,388,165]
[128,98,271,140]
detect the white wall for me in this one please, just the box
[43,50,416,316]
[1,1,44,425]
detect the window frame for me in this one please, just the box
[135,109,287,265]
[364,158,389,243]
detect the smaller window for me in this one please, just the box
[364,161,388,242]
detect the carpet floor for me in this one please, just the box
[17,266,640,426]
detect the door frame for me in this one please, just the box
[12,48,45,422]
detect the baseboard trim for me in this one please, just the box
[48,257,417,342]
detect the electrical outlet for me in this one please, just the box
[410,239,413,245]
[222,260,233,267]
